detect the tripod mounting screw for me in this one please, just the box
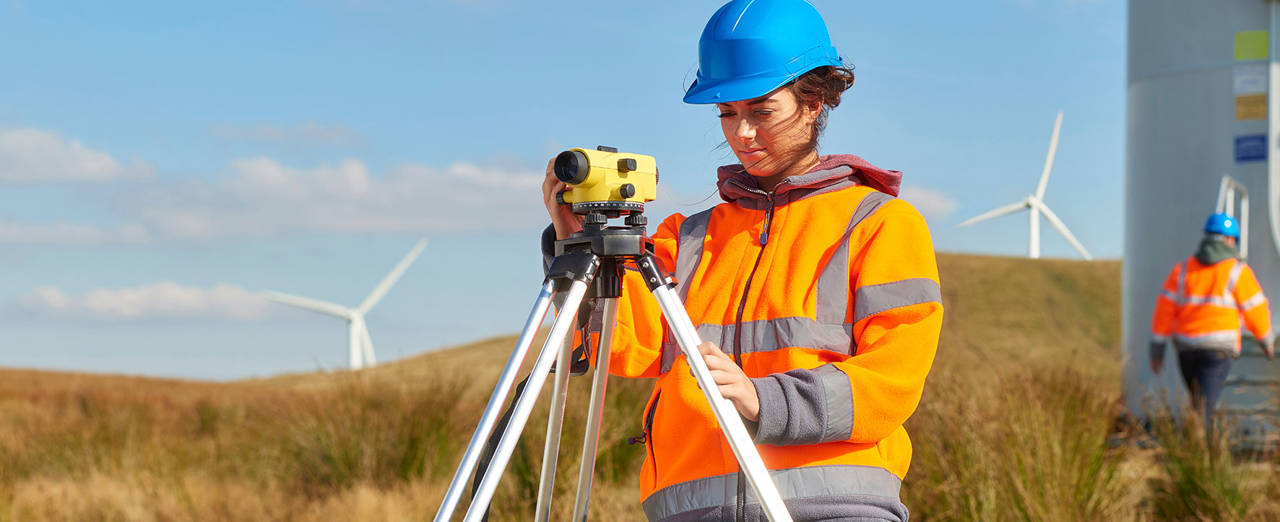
[584,212,608,226]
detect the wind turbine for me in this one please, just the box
[956,111,1093,260]
[264,239,427,370]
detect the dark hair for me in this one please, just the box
[786,63,856,149]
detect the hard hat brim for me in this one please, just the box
[683,72,801,105]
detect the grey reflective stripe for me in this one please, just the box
[816,364,854,442]
[674,209,714,302]
[661,317,855,369]
[1152,334,1169,343]
[1240,292,1268,311]
[662,209,714,374]
[853,278,942,325]
[816,190,895,325]
[1227,261,1245,295]
[642,465,901,522]
[1174,330,1239,351]
[1159,289,1178,301]
[1177,261,1186,304]
[1182,294,1236,307]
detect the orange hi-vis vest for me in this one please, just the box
[603,156,942,521]
[1151,255,1271,357]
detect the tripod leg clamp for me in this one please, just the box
[546,252,601,291]
[636,253,676,291]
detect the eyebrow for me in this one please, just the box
[717,97,778,108]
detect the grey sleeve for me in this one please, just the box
[1149,340,1166,363]
[750,364,854,445]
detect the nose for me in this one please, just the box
[734,117,755,143]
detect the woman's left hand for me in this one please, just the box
[698,342,760,422]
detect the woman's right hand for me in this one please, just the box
[542,156,585,240]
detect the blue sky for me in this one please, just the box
[0,0,1125,379]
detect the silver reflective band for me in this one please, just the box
[1174,330,1239,351]
[660,317,854,372]
[642,465,901,522]
[1177,262,1186,304]
[674,209,714,302]
[853,278,942,325]
[816,191,894,324]
[1181,294,1236,308]
[1159,289,1178,301]
[1227,261,1245,294]
[816,364,854,442]
[664,208,716,374]
[1240,292,1268,311]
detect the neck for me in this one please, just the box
[756,151,820,192]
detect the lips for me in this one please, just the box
[737,147,766,160]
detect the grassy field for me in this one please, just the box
[2,253,1277,521]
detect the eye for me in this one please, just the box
[717,110,736,118]
[753,109,773,117]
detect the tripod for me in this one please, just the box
[433,210,792,522]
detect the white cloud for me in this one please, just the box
[208,122,365,149]
[0,129,153,182]
[899,186,959,222]
[125,156,548,238]
[20,282,269,320]
[0,222,149,245]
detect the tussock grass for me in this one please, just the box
[4,253,1279,520]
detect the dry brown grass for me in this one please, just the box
[3,253,1278,521]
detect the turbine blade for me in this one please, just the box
[359,239,427,314]
[262,291,353,318]
[1033,200,1093,260]
[1034,111,1063,200]
[956,200,1030,227]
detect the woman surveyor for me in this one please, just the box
[541,0,942,520]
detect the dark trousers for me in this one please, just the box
[1177,349,1234,428]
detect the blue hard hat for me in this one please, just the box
[684,0,843,105]
[1204,212,1240,238]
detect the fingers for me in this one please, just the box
[698,342,743,386]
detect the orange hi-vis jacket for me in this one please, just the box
[1150,253,1272,360]
[605,155,943,521]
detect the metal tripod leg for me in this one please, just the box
[638,257,794,522]
[570,298,618,521]
[463,276,595,522]
[434,280,558,522]
[533,324,575,522]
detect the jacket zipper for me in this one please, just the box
[733,194,775,364]
[639,391,661,479]
[731,194,774,522]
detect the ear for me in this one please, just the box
[803,98,823,122]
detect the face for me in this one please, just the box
[717,87,821,180]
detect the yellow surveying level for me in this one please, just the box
[553,146,658,215]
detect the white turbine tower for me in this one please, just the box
[956,111,1093,261]
[264,239,427,370]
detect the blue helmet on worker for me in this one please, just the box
[684,0,843,105]
[1204,212,1240,238]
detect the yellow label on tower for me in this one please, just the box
[1234,31,1268,61]
[1236,93,1267,120]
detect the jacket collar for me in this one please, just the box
[1195,236,1241,265]
[715,154,902,210]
